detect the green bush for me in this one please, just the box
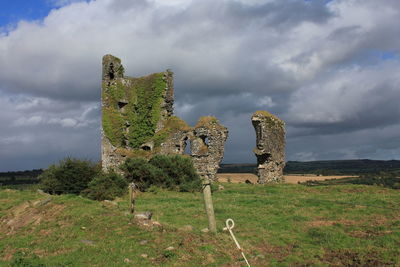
[39,158,100,195]
[82,172,128,200]
[122,155,202,192]
[149,155,202,192]
[121,157,166,191]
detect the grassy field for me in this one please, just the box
[1,182,400,266]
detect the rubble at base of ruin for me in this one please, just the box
[251,111,286,184]
[101,54,228,180]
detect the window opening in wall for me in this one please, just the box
[108,63,115,79]
[200,135,209,146]
[184,138,191,155]
[141,145,151,151]
[118,101,128,113]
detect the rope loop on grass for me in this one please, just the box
[224,218,251,267]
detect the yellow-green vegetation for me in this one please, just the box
[153,116,191,148]
[195,116,224,129]
[102,73,167,148]
[253,110,284,128]
[195,116,218,127]
[115,147,152,159]
[1,183,399,266]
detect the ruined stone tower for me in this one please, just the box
[101,54,228,180]
[101,54,175,170]
[252,111,285,183]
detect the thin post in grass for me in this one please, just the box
[129,182,137,214]
[203,177,217,233]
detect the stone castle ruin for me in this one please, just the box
[101,54,228,180]
[252,111,285,183]
[101,54,285,183]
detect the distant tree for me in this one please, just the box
[9,175,16,183]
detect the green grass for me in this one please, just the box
[1,183,400,266]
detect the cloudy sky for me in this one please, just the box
[0,0,399,171]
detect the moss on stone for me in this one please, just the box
[102,79,129,147]
[102,107,126,147]
[252,110,284,128]
[253,110,274,118]
[102,71,168,149]
[117,65,125,77]
[126,72,166,148]
[115,148,152,159]
[195,116,222,129]
[164,116,191,131]
[151,116,191,148]
[108,80,126,105]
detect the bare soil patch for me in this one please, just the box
[308,219,356,227]
[0,198,64,235]
[217,173,355,184]
[217,173,258,183]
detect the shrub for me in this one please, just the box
[121,157,166,191]
[39,158,100,195]
[122,155,202,192]
[149,155,202,192]
[83,172,128,200]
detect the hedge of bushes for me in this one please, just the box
[39,155,202,201]
[122,155,201,192]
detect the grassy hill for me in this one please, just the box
[1,182,400,266]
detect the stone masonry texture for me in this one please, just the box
[251,111,285,183]
[101,54,228,180]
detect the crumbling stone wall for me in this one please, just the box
[101,54,228,179]
[251,111,285,183]
[190,117,229,181]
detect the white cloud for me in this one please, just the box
[13,116,43,126]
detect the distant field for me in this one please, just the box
[219,159,400,175]
[217,173,355,184]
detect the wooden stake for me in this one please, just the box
[203,178,217,233]
[129,182,136,214]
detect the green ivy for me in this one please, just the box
[102,108,126,146]
[102,72,167,149]
[127,73,165,148]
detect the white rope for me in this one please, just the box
[223,219,251,267]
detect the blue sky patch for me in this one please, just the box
[0,0,54,27]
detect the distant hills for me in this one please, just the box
[220,159,400,175]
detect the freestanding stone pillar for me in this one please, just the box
[251,111,285,183]
[190,116,228,181]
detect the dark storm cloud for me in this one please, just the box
[0,0,400,170]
